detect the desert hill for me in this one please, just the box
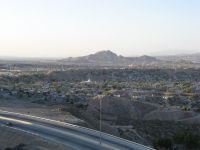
[59,50,159,66]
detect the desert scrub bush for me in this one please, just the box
[194,107,200,112]
[153,138,172,149]
[181,105,190,111]
[173,131,200,149]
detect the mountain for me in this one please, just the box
[59,50,159,66]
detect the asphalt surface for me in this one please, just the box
[0,110,154,150]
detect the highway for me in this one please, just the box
[0,110,154,150]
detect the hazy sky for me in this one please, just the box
[0,0,200,57]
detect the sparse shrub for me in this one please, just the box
[181,105,189,111]
[56,88,61,93]
[188,94,198,100]
[119,85,125,90]
[173,131,187,144]
[18,93,23,98]
[5,143,26,150]
[184,132,199,148]
[153,138,172,149]
[194,107,200,112]
[55,107,62,112]
[76,103,84,108]
[102,81,108,89]
[173,131,200,149]
[96,84,99,89]
[50,79,56,82]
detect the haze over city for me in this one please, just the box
[0,0,200,57]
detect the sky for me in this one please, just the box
[0,0,200,57]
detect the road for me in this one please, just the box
[0,110,154,150]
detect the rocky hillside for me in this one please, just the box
[80,96,198,124]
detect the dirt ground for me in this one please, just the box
[0,97,84,150]
[0,98,84,124]
[0,126,75,150]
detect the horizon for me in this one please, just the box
[0,0,200,57]
[0,49,200,59]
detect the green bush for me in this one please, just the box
[194,107,200,112]
[181,106,189,111]
[173,131,187,144]
[153,138,172,149]
[76,103,84,108]
[173,131,200,149]
[102,81,108,89]
[184,133,199,148]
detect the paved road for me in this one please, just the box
[0,110,154,150]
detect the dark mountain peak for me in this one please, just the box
[93,50,118,57]
[87,50,118,61]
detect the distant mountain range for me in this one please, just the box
[149,49,200,56]
[59,50,159,66]
[156,53,200,63]
[1,50,199,66]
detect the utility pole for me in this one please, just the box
[100,96,102,144]
[99,72,103,145]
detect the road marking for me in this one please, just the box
[0,116,32,125]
